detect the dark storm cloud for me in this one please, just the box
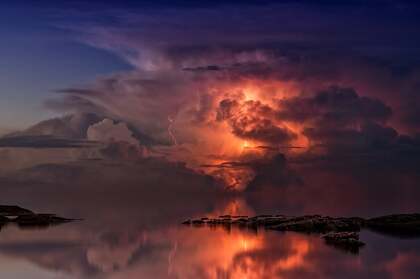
[231,117,295,145]
[218,99,296,145]
[54,88,101,96]
[182,65,223,72]
[0,135,92,148]
[57,0,420,72]
[202,152,301,193]
[45,73,196,145]
[246,153,301,192]
[303,122,398,149]
[398,81,420,130]
[10,113,104,140]
[278,87,392,125]
[31,0,419,9]
[275,86,398,151]
[99,141,146,160]
[45,95,106,115]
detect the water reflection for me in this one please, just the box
[0,159,419,278]
[167,227,313,278]
[0,215,419,278]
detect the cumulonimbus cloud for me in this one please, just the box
[16,1,419,190]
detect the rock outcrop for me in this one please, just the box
[182,213,420,254]
[366,214,420,236]
[322,232,365,254]
[0,205,76,229]
[183,214,364,232]
[0,205,34,216]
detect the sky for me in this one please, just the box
[1,0,420,206]
[1,0,420,130]
[0,2,131,131]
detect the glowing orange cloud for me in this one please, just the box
[160,77,310,190]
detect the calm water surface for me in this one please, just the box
[0,201,420,279]
[0,160,419,279]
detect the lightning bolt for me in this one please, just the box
[167,240,178,275]
[168,115,178,146]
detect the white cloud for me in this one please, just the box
[87,119,139,145]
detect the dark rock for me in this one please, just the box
[182,219,192,225]
[182,214,363,233]
[322,232,365,254]
[231,218,248,225]
[192,219,205,225]
[0,205,33,217]
[323,231,360,240]
[0,205,77,230]
[256,215,274,218]
[336,217,365,228]
[0,215,10,223]
[367,214,420,236]
[269,216,362,233]
[15,214,74,228]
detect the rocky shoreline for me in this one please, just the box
[182,213,420,253]
[0,205,76,229]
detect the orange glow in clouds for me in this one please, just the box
[212,79,309,150]
[165,78,310,190]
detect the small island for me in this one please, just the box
[182,213,420,254]
[0,205,77,229]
